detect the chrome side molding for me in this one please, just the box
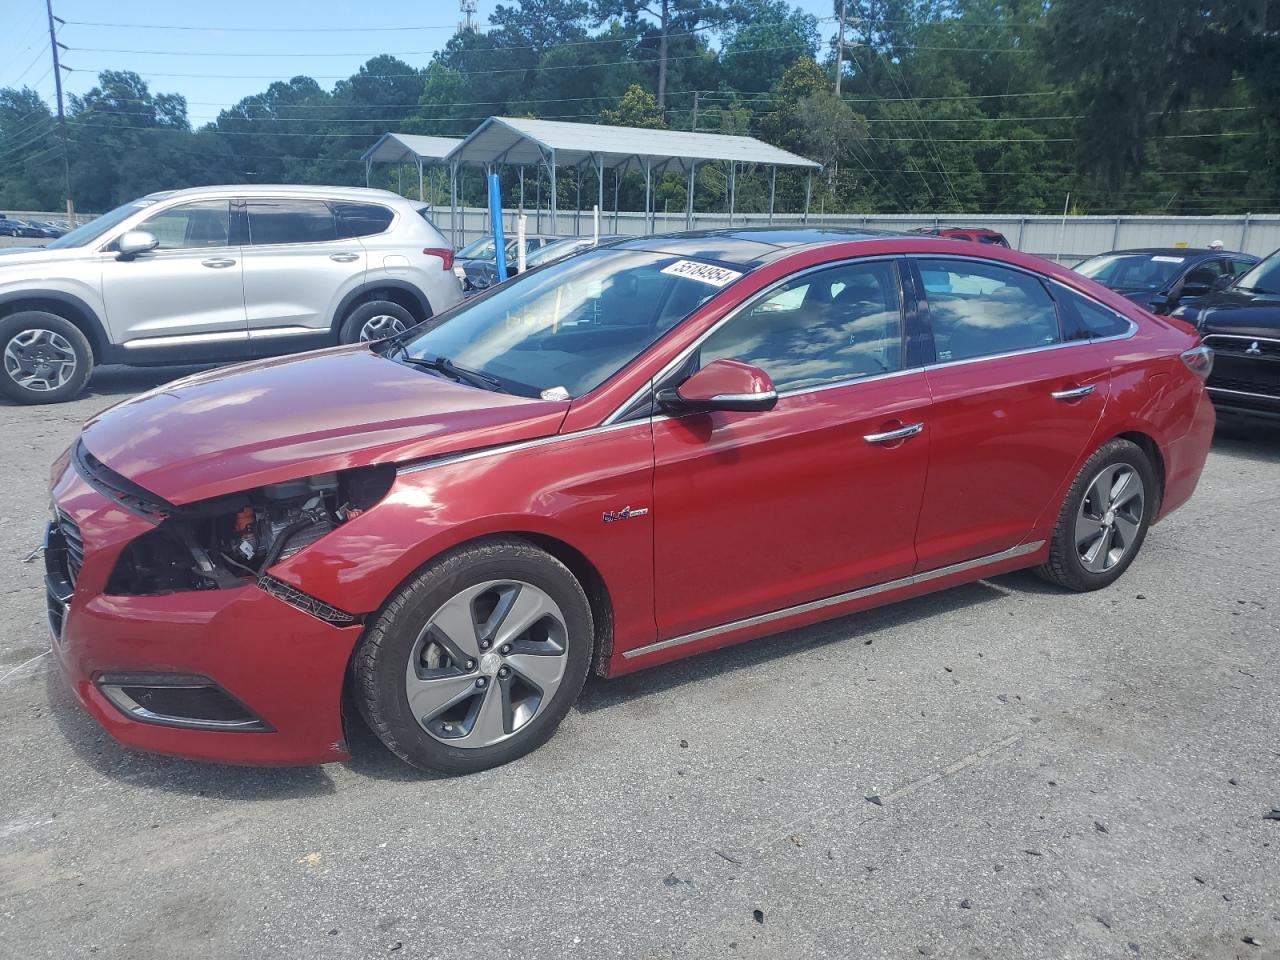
[622,539,1046,660]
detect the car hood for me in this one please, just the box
[79,346,569,505]
[1189,288,1280,339]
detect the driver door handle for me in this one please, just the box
[864,423,924,444]
[201,257,236,269]
[1051,385,1095,401]
[329,252,360,263]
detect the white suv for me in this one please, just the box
[0,184,463,403]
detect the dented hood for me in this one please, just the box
[79,346,568,505]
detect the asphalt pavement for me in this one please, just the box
[1,365,1277,959]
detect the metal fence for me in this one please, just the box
[443,207,1280,265]
[13,206,1278,265]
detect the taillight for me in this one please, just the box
[1180,345,1213,379]
[424,247,454,271]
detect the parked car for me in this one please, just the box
[1073,247,1257,315]
[45,228,1215,772]
[912,226,1010,247]
[0,217,44,238]
[24,219,66,239]
[0,185,462,404]
[461,234,626,292]
[453,233,558,291]
[1170,248,1280,425]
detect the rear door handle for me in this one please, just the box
[1051,385,1095,401]
[201,257,236,269]
[863,422,924,444]
[329,252,360,263]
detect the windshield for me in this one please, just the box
[1075,253,1186,290]
[457,237,498,260]
[1233,252,1280,295]
[46,198,157,249]
[399,248,738,399]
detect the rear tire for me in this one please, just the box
[1037,438,1155,592]
[0,310,93,404]
[339,299,419,344]
[354,539,593,774]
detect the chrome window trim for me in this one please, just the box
[1207,386,1280,401]
[622,539,1046,660]
[1204,334,1280,346]
[603,255,909,426]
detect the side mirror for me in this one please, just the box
[1211,274,1233,291]
[657,358,778,414]
[116,230,158,259]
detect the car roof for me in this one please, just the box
[141,184,412,203]
[612,227,909,269]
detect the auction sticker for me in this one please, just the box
[1151,256,1185,263]
[661,260,743,287]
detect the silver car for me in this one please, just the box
[0,185,463,404]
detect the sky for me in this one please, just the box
[2,0,838,123]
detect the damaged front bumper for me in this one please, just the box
[47,456,365,767]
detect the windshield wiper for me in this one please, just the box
[397,351,503,391]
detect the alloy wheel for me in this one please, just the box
[359,314,409,342]
[404,580,569,748]
[1075,463,1145,573]
[3,329,78,392]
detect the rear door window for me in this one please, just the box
[246,199,336,245]
[1055,285,1133,340]
[918,258,1060,362]
[334,202,394,239]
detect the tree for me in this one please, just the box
[599,84,667,127]
[720,0,818,96]
[591,0,737,107]
[1042,0,1275,184]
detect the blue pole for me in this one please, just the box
[489,173,508,283]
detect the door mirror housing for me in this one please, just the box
[116,230,159,259]
[1211,273,1233,291]
[657,358,778,414]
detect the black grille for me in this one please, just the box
[1209,376,1280,397]
[1204,335,1280,361]
[57,511,83,586]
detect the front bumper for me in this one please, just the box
[47,459,364,767]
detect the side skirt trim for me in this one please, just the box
[622,539,1045,660]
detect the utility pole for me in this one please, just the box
[45,0,73,223]
[834,0,847,95]
[691,91,699,132]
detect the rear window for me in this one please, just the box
[335,202,394,239]
[1055,285,1132,339]
[246,199,336,245]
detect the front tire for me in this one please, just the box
[0,310,93,404]
[339,299,419,344]
[354,539,593,774]
[1037,438,1155,591]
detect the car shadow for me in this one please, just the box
[1211,420,1280,462]
[43,667,338,800]
[576,577,1014,714]
[83,364,214,399]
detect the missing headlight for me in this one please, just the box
[107,464,395,596]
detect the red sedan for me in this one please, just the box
[45,229,1216,773]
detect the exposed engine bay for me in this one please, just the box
[107,464,395,595]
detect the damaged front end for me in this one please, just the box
[77,442,393,606]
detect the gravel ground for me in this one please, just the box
[0,365,1277,960]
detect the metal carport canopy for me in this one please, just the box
[444,116,821,173]
[361,133,462,203]
[443,116,821,241]
[361,133,462,165]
